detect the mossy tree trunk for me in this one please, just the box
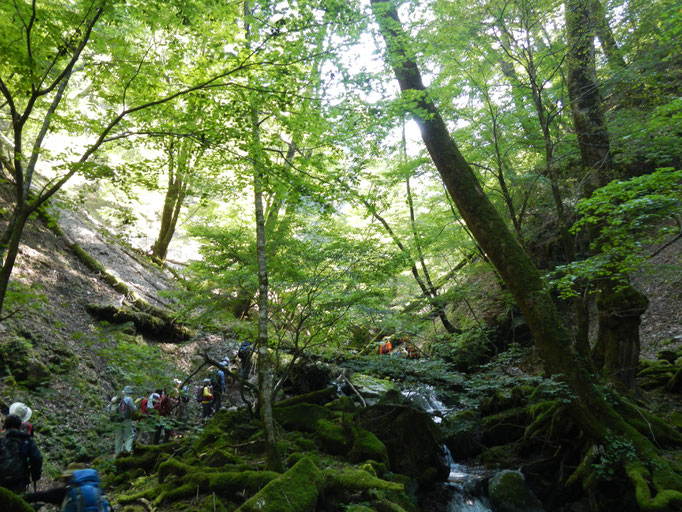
[370,1,682,507]
[565,0,648,392]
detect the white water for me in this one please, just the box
[402,385,450,422]
[443,445,492,511]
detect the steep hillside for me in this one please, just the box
[0,189,207,485]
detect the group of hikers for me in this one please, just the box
[0,342,256,509]
[0,402,109,510]
[377,336,420,358]
[107,341,254,456]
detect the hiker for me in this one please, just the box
[210,366,226,414]
[174,379,190,427]
[199,378,213,419]
[24,463,110,511]
[378,339,392,355]
[0,414,43,494]
[238,341,253,378]
[406,343,420,359]
[152,390,174,444]
[107,386,136,455]
[8,402,34,437]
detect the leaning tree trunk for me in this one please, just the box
[565,0,648,393]
[0,209,29,318]
[369,1,682,507]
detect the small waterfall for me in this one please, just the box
[402,385,450,422]
[443,446,491,511]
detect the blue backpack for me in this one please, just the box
[62,469,110,512]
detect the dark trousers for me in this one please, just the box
[25,487,67,505]
[201,402,212,418]
[212,392,223,414]
[153,424,171,444]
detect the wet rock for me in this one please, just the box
[442,409,483,459]
[350,373,399,398]
[358,392,449,486]
[488,470,544,512]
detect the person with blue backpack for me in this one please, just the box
[24,463,110,511]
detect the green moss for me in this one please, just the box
[274,403,334,432]
[235,456,324,512]
[326,395,357,413]
[0,488,33,512]
[114,446,170,472]
[274,387,337,407]
[476,443,519,467]
[288,452,305,466]
[294,435,317,451]
[208,470,280,495]
[205,448,241,467]
[315,418,351,454]
[346,506,376,512]
[158,458,192,483]
[324,468,404,492]
[348,426,389,465]
[200,494,228,512]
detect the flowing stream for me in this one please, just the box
[402,386,492,511]
[443,446,491,512]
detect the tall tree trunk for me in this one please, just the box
[245,0,282,474]
[590,0,627,69]
[565,0,647,392]
[370,1,682,506]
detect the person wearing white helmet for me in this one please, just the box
[9,402,33,437]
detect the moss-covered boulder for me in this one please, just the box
[350,374,399,398]
[315,418,352,454]
[358,400,448,486]
[441,409,483,459]
[0,336,50,387]
[235,456,324,512]
[274,403,335,432]
[348,425,389,465]
[274,387,338,407]
[487,470,543,512]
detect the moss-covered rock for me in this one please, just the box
[274,387,338,407]
[235,456,324,512]
[0,487,34,512]
[476,444,520,467]
[350,374,399,398]
[358,402,448,485]
[0,336,50,387]
[273,403,334,432]
[348,426,389,465]
[487,470,543,512]
[315,418,352,455]
[325,468,404,492]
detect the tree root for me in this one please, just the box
[626,460,682,511]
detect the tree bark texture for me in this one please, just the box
[565,0,648,391]
[248,48,282,470]
[370,1,682,506]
